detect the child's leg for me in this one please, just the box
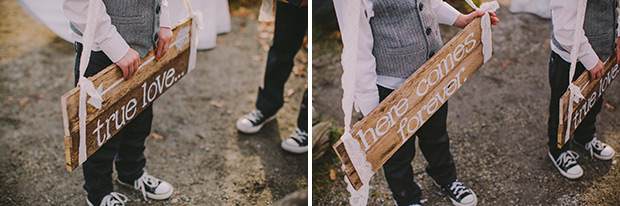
[115,105,153,183]
[572,98,602,144]
[296,89,308,132]
[416,103,457,187]
[377,85,421,205]
[255,1,308,117]
[546,52,589,156]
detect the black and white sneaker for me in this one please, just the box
[548,150,583,179]
[87,192,128,206]
[576,137,615,160]
[118,172,173,201]
[236,109,276,134]
[281,128,308,154]
[439,179,477,206]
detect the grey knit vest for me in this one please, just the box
[71,0,163,58]
[551,0,618,61]
[369,0,443,78]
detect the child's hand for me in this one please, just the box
[156,27,173,60]
[453,11,499,29]
[116,48,141,80]
[589,60,605,81]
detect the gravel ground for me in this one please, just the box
[0,1,307,205]
[312,2,620,206]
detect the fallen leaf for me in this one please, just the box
[19,98,30,106]
[216,36,225,44]
[329,169,337,180]
[286,89,295,97]
[37,94,44,99]
[7,96,14,101]
[604,103,615,110]
[517,58,522,63]
[492,58,498,62]
[284,97,290,102]
[209,100,224,108]
[149,133,164,140]
[501,61,511,68]
[293,65,307,76]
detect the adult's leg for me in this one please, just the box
[378,85,421,205]
[255,2,308,117]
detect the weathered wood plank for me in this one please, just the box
[61,18,193,172]
[333,18,488,190]
[557,54,619,148]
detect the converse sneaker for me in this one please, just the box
[576,137,615,160]
[439,179,477,206]
[87,192,128,206]
[281,128,308,154]
[236,109,276,134]
[118,172,173,201]
[548,150,583,179]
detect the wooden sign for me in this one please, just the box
[333,18,488,190]
[61,18,193,172]
[557,54,618,148]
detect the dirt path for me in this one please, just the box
[0,1,307,205]
[312,3,620,206]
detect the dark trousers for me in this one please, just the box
[74,43,152,204]
[255,1,308,132]
[547,52,601,157]
[378,85,457,206]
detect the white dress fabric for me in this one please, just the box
[17,0,231,50]
[509,0,551,19]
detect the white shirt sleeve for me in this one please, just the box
[160,0,171,28]
[550,0,600,70]
[63,0,130,63]
[431,0,461,26]
[334,0,380,116]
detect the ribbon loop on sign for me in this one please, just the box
[465,0,499,63]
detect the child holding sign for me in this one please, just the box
[546,0,618,179]
[64,0,174,205]
[333,0,498,205]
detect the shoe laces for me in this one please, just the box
[584,137,605,158]
[134,172,160,201]
[101,192,128,206]
[246,110,264,124]
[557,151,579,169]
[448,180,471,200]
[290,128,308,145]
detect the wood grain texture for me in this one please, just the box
[333,18,489,190]
[556,54,619,148]
[61,18,193,172]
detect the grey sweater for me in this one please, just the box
[369,0,443,78]
[71,0,163,58]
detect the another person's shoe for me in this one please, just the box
[440,179,477,206]
[118,172,174,201]
[87,192,128,206]
[548,150,583,179]
[575,137,615,160]
[236,109,276,134]
[281,128,308,154]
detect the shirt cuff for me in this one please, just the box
[99,33,130,63]
[355,92,380,116]
[580,51,599,70]
[159,6,171,28]
[436,2,461,25]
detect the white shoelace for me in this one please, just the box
[291,128,308,144]
[584,137,605,158]
[101,192,128,206]
[134,173,161,201]
[557,151,579,169]
[449,181,471,200]
[247,110,264,123]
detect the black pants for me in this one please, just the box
[378,85,457,206]
[255,2,308,132]
[74,43,152,204]
[547,52,601,157]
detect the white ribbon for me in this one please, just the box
[76,0,103,165]
[562,0,588,144]
[182,0,203,72]
[258,0,275,22]
[465,0,499,63]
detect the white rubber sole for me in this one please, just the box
[281,140,308,154]
[573,139,616,160]
[236,115,276,134]
[548,152,583,179]
[449,190,477,206]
